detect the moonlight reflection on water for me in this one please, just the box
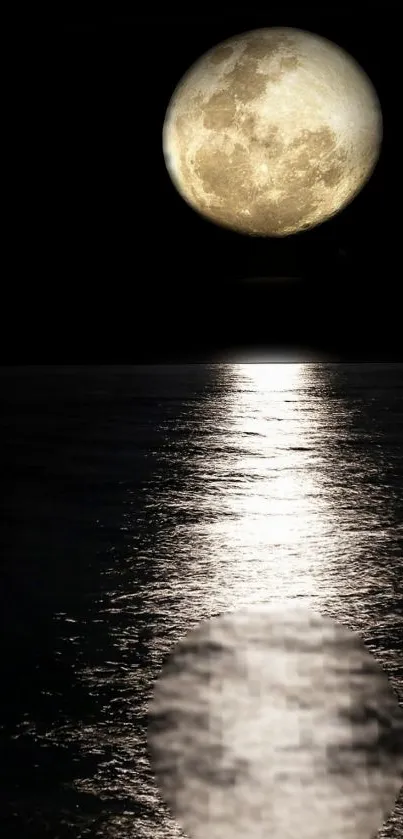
[182,363,342,610]
[2,364,402,838]
[148,606,403,839]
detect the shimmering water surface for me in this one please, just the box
[1,363,402,838]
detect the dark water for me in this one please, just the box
[0,363,402,838]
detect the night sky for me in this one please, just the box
[14,9,399,362]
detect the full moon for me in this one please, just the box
[163,28,383,236]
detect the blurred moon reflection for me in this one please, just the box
[148,606,403,839]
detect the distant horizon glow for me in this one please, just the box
[215,349,337,363]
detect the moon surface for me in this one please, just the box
[163,28,383,236]
[148,607,403,839]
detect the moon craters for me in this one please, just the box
[163,27,382,236]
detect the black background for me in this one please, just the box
[13,9,400,361]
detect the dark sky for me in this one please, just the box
[14,9,399,362]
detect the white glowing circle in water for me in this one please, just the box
[148,607,403,839]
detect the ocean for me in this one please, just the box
[0,363,402,838]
